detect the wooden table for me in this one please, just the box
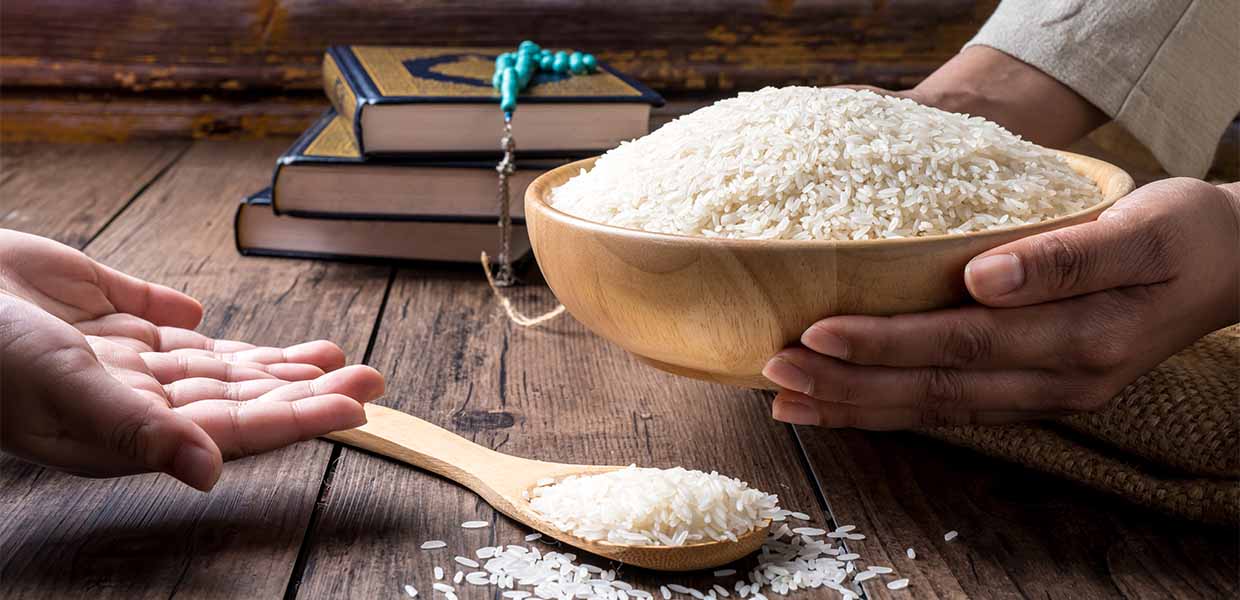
[1,140,1236,599]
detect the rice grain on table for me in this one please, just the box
[421,540,447,550]
[461,520,490,529]
[552,87,1101,241]
[944,530,959,542]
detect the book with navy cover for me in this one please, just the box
[235,188,531,264]
[323,46,663,155]
[272,108,573,222]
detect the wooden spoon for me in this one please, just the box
[324,403,769,571]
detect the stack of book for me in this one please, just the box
[236,46,662,263]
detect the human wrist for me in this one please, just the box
[910,46,1107,148]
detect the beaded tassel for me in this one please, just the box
[493,118,517,287]
[490,40,598,287]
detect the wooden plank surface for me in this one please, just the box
[797,429,1240,599]
[0,141,188,247]
[0,140,393,598]
[1,1,996,95]
[286,267,844,598]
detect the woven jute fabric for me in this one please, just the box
[925,325,1239,525]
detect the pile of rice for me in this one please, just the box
[551,87,1102,240]
[527,466,779,546]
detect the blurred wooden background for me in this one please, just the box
[1,0,1234,178]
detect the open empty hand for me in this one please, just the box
[764,178,1240,429]
[0,230,385,490]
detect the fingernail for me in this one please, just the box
[772,399,819,426]
[965,253,1024,298]
[762,357,812,395]
[801,326,848,359]
[172,443,219,492]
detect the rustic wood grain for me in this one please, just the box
[0,91,325,143]
[0,140,394,599]
[287,267,839,597]
[0,141,188,247]
[0,1,997,95]
[796,428,1240,599]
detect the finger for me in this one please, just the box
[167,340,347,372]
[74,313,160,351]
[252,365,386,404]
[964,183,1177,307]
[164,377,290,407]
[764,347,1085,413]
[140,352,278,385]
[799,304,1067,369]
[93,262,203,329]
[771,392,1066,430]
[149,326,256,353]
[176,394,366,460]
[74,315,259,356]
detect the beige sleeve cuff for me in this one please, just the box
[966,0,1240,178]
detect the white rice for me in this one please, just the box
[887,579,910,590]
[421,540,447,550]
[551,87,1101,241]
[944,530,959,542]
[906,547,916,560]
[462,521,490,529]
[404,584,419,598]
[527,465,779,546]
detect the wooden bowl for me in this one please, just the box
[525,151,1135,389]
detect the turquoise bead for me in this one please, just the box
[539,48,552,59]
[519,40,540,53]
[500,67,519,112]
[569,51,585,75]
[515,54,535,86]
[492,69,503,90]
[553,51,570,73]
[582,53,598,73]
[539,54,554,71]
[495,53,514,70]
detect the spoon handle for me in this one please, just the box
[324,403,522,489]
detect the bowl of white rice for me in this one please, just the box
[526,87,1134,389]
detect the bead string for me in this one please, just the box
[485,40,595,326]
[490,40,599,287]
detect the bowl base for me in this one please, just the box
[634,355,779,391]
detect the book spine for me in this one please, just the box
[322,48,364,152]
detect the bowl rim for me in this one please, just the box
[527,150,1134,250]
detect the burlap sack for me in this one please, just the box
[925,325,1239,524]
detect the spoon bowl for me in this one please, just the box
[325,404,769,571]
